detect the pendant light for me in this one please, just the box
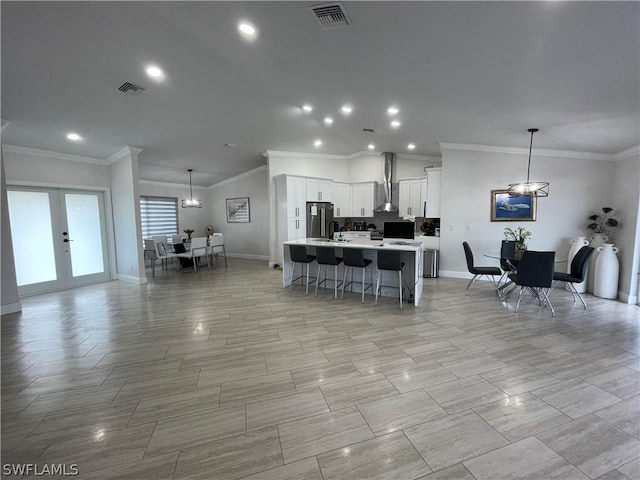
[507,128,549,197]
[181,169,202,208]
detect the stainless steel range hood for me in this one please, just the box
[374,152,399,212]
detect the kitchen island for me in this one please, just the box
[283,238,424,306]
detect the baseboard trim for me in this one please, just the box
[226,253,269,261]
[117,274,148,284]
[1,302,22,315]
[618,291,638,304]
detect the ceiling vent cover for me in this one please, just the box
[310,3,351,29]
[117,81,146,95]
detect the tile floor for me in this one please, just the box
[1,258,639,479]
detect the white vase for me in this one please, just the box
[566,237,590,293]
[594,243,619,299]
[587,233,608,293]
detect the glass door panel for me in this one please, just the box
[65,193,105,277]
[7,190,61,290]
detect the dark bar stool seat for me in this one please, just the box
[375,250,409,309]
[289,245,316,295]
[341,248,373,303]
[315,247,343,299]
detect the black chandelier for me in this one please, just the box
[507,128,549,197]
[181,169,202,208]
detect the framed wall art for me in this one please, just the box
[226,197,250,223]
[490,189,536,222]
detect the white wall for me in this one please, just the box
[1,152,21,315]
[109,147,145,284]
[611,148,640,302]
[139,181,212,238]
[210,166,269,260]
[439,145,615,278]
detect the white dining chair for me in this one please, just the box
[144,239,158,277]
[176,236,210,273]
[209,233,227,268]
[153,237,176,271]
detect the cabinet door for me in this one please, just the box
[319,180,332,202]
[398,180,410,216]
[420,178,427,217]
[408,179,422,216]
[425,170,441,218]
[351,184,363,217]
[332,183,351,217]
[361,183,375,217]
[293,177,306,218]
[306,178,319,201]
[286,177,297,218]
[287,218,307,240]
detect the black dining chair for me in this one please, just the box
[499,240,518,285]
[508,250,556,316]
[462,241,502,295]
[315,247,343,299]
[289,245,316,295]
[552,246,594,310]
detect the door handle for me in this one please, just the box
[424,202,426,217]
[63,238,73,243]
[337,207,340,216]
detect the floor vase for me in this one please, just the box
[594,243,619,299]
[587,233,608,293]
[567,237,590,293]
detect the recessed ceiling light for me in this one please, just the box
[390,120,401,128]
[407,143,416,150]
[368,144,375,150]
[314,139,322,147]
[387,107,399,116]
[302,104,313,113]
[324,117,333,125]
[66,132,82,141]
[238,22,256,36]
[145,65,164,78]
[341,105,352,115]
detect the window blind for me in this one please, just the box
[140,196,178,241]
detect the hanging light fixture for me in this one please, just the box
[507,128,549,197]
[181,169,202,208]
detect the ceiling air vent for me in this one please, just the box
[117,81,146,96]
[310,3,351,30]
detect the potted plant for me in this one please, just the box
[504,226,532,259]
[586,207,618,237]
[183,228,195,242]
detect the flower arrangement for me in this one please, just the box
[183,228,195,241]
[586,207,618,235]
[504,226,532,246]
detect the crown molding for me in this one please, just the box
[210,165,267,189]
[139,179,208,190]
[2,144,109,165]
[105,146,143,164]
[439,142,615,161]
[613,144,640,161]
[264,149,346,160]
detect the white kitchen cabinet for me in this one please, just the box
[331,182,351,217]
[423,168,441,218]
[398,179,422,217]
[287,218,307,241]
[351,182,375,217]
[306,178,332,202]
[286,176,307,219]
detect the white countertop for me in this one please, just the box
[284,238,423,252]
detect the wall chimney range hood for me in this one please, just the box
[374,152,399,212]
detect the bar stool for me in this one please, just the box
[315,247,344,299]
[341,248,373,303]
[289,245,316,295]
[375,250,409,309]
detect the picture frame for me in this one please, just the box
[226,197,250,223]
[490,189,536,222]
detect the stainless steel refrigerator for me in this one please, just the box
[306,202,334,239]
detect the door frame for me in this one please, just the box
[7,181,116,296]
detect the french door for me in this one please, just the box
[7,187,111,296]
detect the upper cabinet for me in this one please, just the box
[306,178,332,202]
[398,179,423,217]
[286,176,307,219]
[332,182,351,217]
[423,168,441,218]
[351,182,375,218]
